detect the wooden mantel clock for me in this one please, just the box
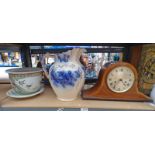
[82,62,151,102]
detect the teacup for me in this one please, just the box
[6,68,43,95]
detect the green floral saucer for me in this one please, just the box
[6,86,44,99]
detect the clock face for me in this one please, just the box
[107,66,135,93]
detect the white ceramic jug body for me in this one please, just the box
[42,48,85,101]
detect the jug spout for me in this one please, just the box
[70,48,87,62]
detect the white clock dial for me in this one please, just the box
[107,66,135,93]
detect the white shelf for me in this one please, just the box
[0,84,154,110]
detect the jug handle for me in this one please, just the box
[41,53,50,79]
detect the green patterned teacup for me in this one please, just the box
[6,68,43,95]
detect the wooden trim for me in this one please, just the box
[128,45,142,69]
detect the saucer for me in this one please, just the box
[6,87,44,99]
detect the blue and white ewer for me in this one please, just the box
[42,48,85,101]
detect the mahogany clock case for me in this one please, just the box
[82,62,151,102]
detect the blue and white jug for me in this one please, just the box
[42,48,85,101]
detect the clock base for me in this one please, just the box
[82,82,152,102]
[82,90,152,102]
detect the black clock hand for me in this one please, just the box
[119,79,126,86]
[121,81,126,86]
